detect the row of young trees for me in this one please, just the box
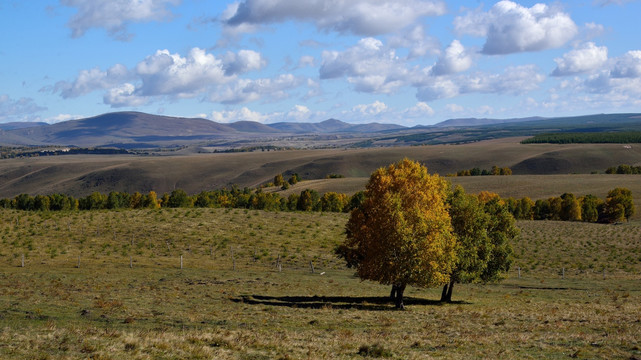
[0,186,634,225]
[605,164,641,174]
[450,165,513,177]
[0,187,361,214]
[501,188,635,223]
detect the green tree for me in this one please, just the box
[440,187,518,302]
[14,194,34,211]
[273,174,285,187]
[600,187,635,222]
[321,192,349,212]
[337,159,456,309]
[167,189,191,208]
[579,194,601,223]
[560,193,581,221]
[296,189,320,211]
[441,187,491,303]
[517,197,534,220]
[142,191,160,209]
[33,195,50,211]
[479,196,518,283]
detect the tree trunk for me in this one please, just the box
[394,284,406,309]
[445,280,454,303]
[390,285,397,300]
[440,283,449,302]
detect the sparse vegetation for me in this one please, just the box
[0,207,640,359]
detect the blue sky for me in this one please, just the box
[1,0,641,126]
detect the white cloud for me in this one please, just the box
[43,114,84,124]
[404,102,435,118]
[286,105,312,122]
[0,94,47,122]
[221,49,267,76]
[210,107,273,123]
[210,74,303,104]
[416,78,460,101]
[223,0,446,36]
[352,100,388,116]
[417,65,545,101]
[135,48,230,97]
[104,83,147,107]
[388,25,440,59]
[53,64,129,98]
[455,1,578,54]
[62,0,180,40]
[320,38,410,94]
[552,42,608,76]
[611,50,641,78]
[431,40,473,75]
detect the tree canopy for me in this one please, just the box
[440,187,518,302]
[337,159,456,308]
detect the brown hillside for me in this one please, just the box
[1,139,640,198]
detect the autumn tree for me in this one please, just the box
[337,159,456,309]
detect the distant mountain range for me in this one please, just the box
[1,111,641,148]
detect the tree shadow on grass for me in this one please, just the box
[232,295,469,311]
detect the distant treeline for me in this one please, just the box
[501,188,634,224]
[605,164,641,174]
[448,166,512,177]
[521,132,641,144]
[0,186,633,224]
[0,187,363,214]
[0,147,130,159]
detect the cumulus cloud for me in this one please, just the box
[286,105,313,122]
[221,49,267,76]
[52,64,130,98]
[135,48,231,97]
[552,42,608,76]
[62,0,180,40]
[103,83,147,107]
[352,100,388,116]
[388,25,440,59]
[417,65,545,101]
[454,1,578,54]
[43,114,84,124]
[210,107,274,123]
[431,40,473,75]
[611,50,641,78]
[404,102,435,118]
[210,74,303,104]
[0,94,47,122]
[320,38,410,94]
[223,0,446,36]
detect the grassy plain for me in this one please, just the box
[1,208,640,359]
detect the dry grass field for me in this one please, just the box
[2,139,641,198]
[1,208,640,359]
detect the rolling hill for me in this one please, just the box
[1,138,641,199]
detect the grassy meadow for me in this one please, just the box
[1,208,640,359]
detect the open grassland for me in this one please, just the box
[2,139,641,198]
[1,208,640,359]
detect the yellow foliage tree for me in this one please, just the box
[337,159,456,309]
